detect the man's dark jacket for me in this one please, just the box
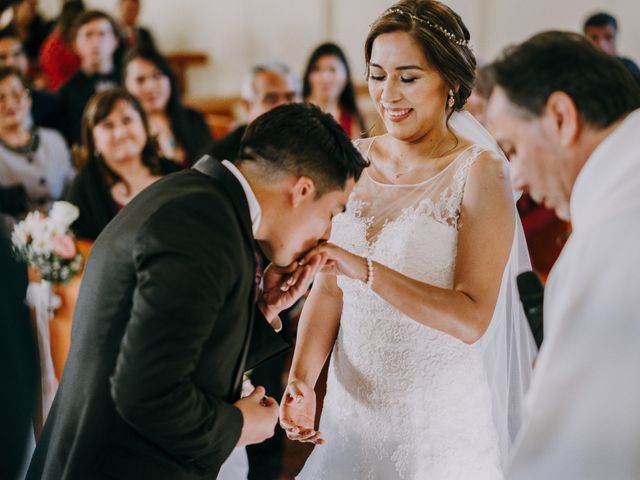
[26,157,289,479]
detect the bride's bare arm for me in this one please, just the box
[288,273,343,386]
[279,273,342,444]
[305,152,515,344]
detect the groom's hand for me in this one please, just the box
[259,254,326,325]
[234,386,279,446]
[280,379,324,445]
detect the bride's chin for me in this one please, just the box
[386,127,418,143]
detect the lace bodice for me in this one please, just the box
[297,139,503,480]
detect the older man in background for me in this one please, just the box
[486,31,640,480]
[116,0,154,50]
[203,62,300,163]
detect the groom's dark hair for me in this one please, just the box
[236,103,368,196]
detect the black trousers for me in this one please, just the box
[247,353,286,480]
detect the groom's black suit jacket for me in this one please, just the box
[26,157,289,480]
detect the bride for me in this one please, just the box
[280,1,536,479]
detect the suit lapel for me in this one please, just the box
[193,156,258,399]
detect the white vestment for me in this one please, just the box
[508,109,640,480]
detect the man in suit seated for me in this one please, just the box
[57,10,121,147]
[26,103,368,480]
[583,11,640,85]
[204,62,301,163]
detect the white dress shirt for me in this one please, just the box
[221,160,283,333]
[222,160,261,235]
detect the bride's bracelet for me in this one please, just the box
[364,256,374,289]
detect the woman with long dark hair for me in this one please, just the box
[65,87,181,239]
[303,42,366,139]
[123,47,212,166]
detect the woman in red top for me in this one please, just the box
[39,1,84,91]
[303,42,366,139]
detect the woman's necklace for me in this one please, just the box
[0,129,39,164]
[390,134,450,180]
[111,170,152,205]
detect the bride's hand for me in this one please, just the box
[280,379,324,445]
[259,254,326,324]
[301,243,367,282]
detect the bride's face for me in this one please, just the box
[368,31,449,143]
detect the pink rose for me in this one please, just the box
[52,235,77,259]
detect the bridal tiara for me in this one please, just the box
[379,7,471,48]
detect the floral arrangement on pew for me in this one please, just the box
[11,201,83,284]
[10,201,84,423]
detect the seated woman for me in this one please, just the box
[65,87,181,240]
[38,0,84,92]
[123,47,212,166]
[302,42,366,139]
[0,66,72,218]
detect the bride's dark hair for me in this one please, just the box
[365,0,476,117]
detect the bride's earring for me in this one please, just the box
[447,89,455,109]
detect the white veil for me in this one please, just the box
[450,111,538,468]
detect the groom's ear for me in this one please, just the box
[290,176,316,208]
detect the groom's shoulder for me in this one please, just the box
[135,169,236,217]
[99,170,239,249]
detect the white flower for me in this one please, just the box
[49,201,80,230]
[21,211,45,236]
[31,237,52,256]
[11,222,29,248]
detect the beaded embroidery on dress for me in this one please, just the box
[297,138,504,480]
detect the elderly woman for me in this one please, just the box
[0,66,72,218]
[65,87,181,239]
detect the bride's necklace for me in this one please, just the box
[390,135,449,180]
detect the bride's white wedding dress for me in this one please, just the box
[298,122,536,479]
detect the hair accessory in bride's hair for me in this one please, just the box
[380,7,471,48]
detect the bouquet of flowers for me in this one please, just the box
[11,201,83,284]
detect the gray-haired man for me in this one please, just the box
[203,62,301,163]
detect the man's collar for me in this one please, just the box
[221,160,262,235]
[570,109,640,230]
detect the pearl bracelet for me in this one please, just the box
[365,256,374,289]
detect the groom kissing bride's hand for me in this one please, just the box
[234,255,327,448]
[236,252,329,446]
[258,253,328,331]
[25,104,368,480]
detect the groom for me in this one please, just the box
[26,103,367,480]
